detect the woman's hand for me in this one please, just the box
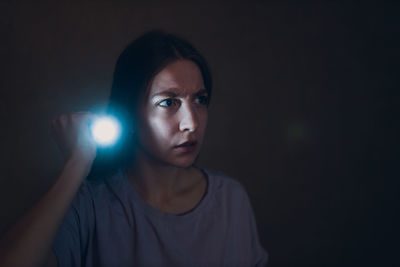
[51,112,97,166]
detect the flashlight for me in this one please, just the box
[90,116,121,146]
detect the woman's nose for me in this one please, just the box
[179,103,198,133]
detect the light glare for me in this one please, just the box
[91,116,121,146]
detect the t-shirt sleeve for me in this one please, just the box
[240,186,268,267]
[52,182,94,267]
[241,185,269,267]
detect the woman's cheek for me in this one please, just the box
[149,117,175,139]
[199,109,208,129]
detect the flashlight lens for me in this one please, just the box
[91,116,121,146]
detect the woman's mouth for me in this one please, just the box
[174,141,197,153]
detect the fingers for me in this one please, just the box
[51,112,97,128]
[50,111,98,163]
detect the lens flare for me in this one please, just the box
[91,116,121,146]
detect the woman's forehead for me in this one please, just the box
[148,60,205,97]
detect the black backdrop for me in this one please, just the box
[0,2,398,266]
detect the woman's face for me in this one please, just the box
[135,59,209,168]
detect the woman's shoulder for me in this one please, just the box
[201,168,249,200]
[72,170,124,204]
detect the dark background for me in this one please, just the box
[0,1,398,266]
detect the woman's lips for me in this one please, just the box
[174,141,197,153]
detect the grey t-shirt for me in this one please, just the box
[53,168,268,267]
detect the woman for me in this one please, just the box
[0,30,268,266]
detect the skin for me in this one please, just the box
[126,59,209,214]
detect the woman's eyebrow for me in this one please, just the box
[151,91,178,98]
[151,89,207,98]
[194,89,208,95]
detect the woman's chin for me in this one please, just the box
[168,154,198,168]
[171,159,196,169]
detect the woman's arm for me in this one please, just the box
[0,113,97,267]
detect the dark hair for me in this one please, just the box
[88,30,213,180]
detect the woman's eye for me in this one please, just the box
[159,98,176,107]
[196,95,209,105]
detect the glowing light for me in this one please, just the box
[91,116,121,146]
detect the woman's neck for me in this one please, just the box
[125,152,198,205]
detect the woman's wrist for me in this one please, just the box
[63,156,94,181]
